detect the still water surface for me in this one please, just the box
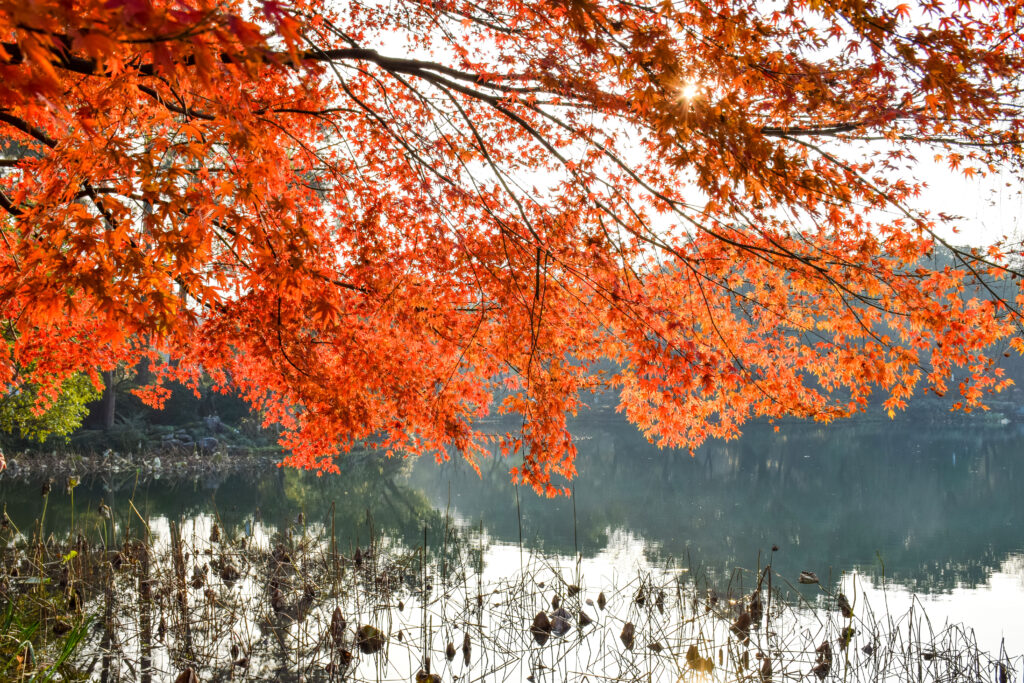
[3,415,1023,656]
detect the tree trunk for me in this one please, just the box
[101,370,116,430]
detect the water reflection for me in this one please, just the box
[1,458,450,556]
[406,417,1024,594]
[2,417,1022,597]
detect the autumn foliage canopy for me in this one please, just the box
[1,0,1023,492]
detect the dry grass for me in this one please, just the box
[1,504,1019,682]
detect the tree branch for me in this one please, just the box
[2,39,538,94]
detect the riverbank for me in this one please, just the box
[0,446,283,484]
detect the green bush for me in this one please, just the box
[0,374,100,445]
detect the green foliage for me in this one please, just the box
[0,591,90,681]
[0,374,100,443]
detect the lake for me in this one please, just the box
[3,414,1023,661]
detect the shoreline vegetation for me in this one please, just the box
[1,496,1020,683]
[2,398,1022,482]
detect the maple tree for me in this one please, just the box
[1,0,1023,494]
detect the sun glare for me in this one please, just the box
[679,82,700,100]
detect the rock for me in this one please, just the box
[198,437,219,454]
[798,571,819,584]
[204,415,224,433]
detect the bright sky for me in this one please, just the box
[918,159,1024,247]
